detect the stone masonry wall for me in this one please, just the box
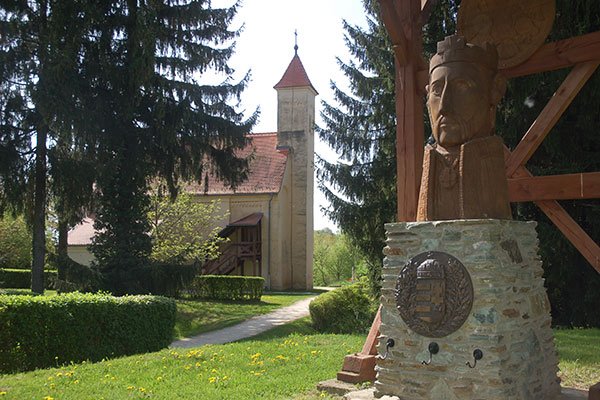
[376,220,561,400]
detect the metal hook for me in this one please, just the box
[380,338,395,360]
[421,342,439,365]
[466,349,483,368]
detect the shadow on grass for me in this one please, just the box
[554,328,600,364]
[239,317,318,343]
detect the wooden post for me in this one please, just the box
[336,0,425,384]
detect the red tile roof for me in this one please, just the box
[273,54,318,94]
[67,217,95,246]
[187,133,288,195]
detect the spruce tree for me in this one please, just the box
[317,0,457,293]
[79,1,256,292]
[0,1,90,293]
[320,0,600,325]
[496,0,600,327]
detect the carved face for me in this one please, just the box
[427,62,495,148]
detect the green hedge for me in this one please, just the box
[189,275,264,301]
[102,263,199,297]
[309,280,378,334]
[0,268,57,289]
[0,292,176,373]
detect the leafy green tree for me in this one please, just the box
[83,1,256,288]
[313,230,364,286]
[0,215,31,269]
[148,188,227,264]
[317,0,456,294]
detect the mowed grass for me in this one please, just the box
[0,318,363,400]
[173,292,317,339]
[555,328,600,389]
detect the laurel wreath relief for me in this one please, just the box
[395,252,474,338]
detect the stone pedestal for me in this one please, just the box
[375,220,561,400]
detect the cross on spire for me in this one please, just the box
[294,29,298,55]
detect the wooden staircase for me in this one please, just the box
[201,241,261,276]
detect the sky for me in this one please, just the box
[212,0,369,231]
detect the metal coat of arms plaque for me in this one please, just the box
[395,251,474,338]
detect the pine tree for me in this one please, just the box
[78,1,256,291]
[321,0,600,325]
[0,0,91,293]
[496,0,600,327]
[317,0,457,293]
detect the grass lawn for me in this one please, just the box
[174,292,318,339]
[0,318,363,400]
[555,328,600,389]
[0,324,598,399]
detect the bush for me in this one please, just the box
[309,280,377,334]
[189,275,264,301]
[0,292,176,373]
[102,263,199,297]
[0,216,32,269]
[0,268,57,289]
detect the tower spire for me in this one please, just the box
[294,29,298,55]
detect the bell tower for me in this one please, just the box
[273,38,317,290]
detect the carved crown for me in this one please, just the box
[429,35,498,73]
[416,259,444,280]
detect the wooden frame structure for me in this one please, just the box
[337,0,600,384]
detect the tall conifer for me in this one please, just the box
[317,0,456,292]
[80,1,256,291]
[320,0,600,325]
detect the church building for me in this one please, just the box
[67,49,317,291]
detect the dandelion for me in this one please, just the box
[73,380,79,384]
[43,397,54,400]
[209,377,217,384]
[127,386,135,391]
[0,392,7,396]
[156,376,163,382]
[311,350,319,356]
[139,387,146,393]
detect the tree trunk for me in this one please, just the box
[31,125,47,294]
[57,216,69,280]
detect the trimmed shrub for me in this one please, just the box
[102,262,199,297]
[189,275,264,301]
[309,280,377,334]
[0,292,176,373]
[0,268,57,289]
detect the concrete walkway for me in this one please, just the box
[170,296,316,349]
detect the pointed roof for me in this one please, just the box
[273,54,318,94]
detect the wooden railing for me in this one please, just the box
[201,241,261,276]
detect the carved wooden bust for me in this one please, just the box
[417,35,512,221]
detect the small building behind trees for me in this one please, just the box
[68,50,316,291]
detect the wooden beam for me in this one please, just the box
[394,0,425,222]
[361,305,382,355]
[501,30,600,78]
[504,147,600,274]
[508,172,600,202]
[420,0,439,25]
[380,0,409,66]
[505,61,599,177]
